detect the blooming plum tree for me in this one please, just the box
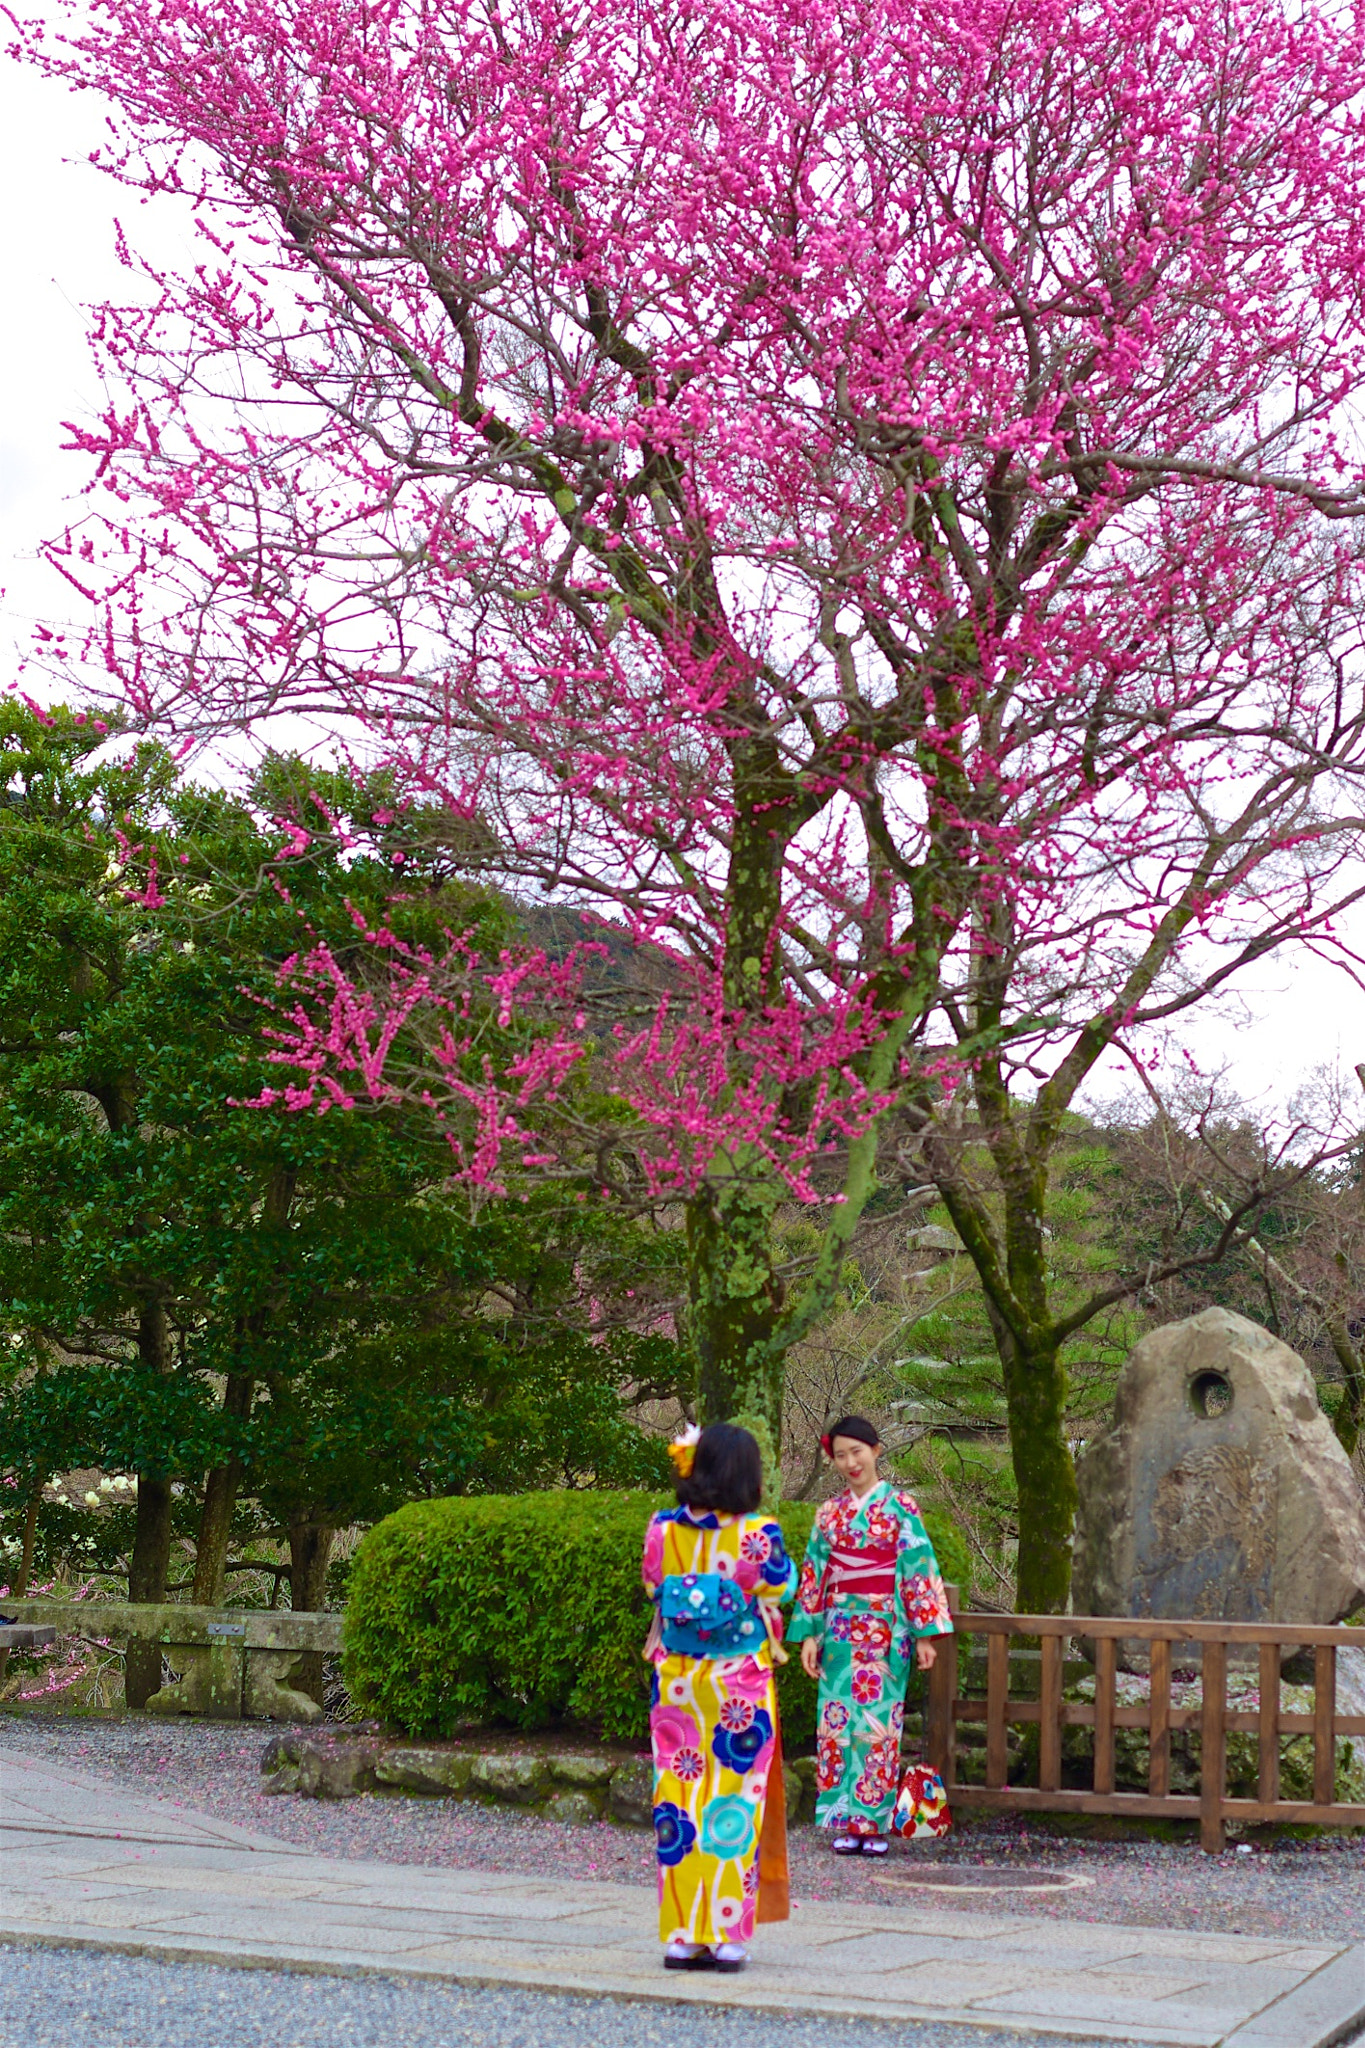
[25,0,1365,1602]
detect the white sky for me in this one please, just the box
[2,50,1363,1114]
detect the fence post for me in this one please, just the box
[926,1630,957,1788]
[1258,1641,1279,1804]
[985,1631,1009,1789]
[1200,1640,1227,1854]
[1039,1633,1063,1793]
[1314,1646,1337,1806]
[1093,1636,1117,1796]
[1148,1637,1171,1798]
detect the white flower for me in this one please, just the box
[83,1491,100,1508]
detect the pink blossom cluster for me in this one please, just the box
[18,0,1365,1197]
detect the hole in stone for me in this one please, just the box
[1189,1370,1233,1418]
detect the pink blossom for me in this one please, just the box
[19,0,1365,1345]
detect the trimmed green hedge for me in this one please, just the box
[343,1490,970,1749]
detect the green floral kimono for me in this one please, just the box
[789,1482,954,1835]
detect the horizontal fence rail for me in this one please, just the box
[925,1613,1365,1852]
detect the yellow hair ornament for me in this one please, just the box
[666,1422,702,1478]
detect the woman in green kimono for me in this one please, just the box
[789,1415,954,1855]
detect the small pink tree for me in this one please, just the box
[26,0,1365,1603]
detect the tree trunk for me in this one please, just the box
[1325,1320,1364,1463]
[192,1373,253,1606]
[288,1518,335,1711]
[934,1113,1079,1614]
[125,1476,175,1707]
[0,1491,41,1690]
[126,1300,175,1708]
[1000,1342,1078,1615]
[16,1489,39,1595]
[686,1175,785,1456]
[191,1458,242,1607]
[288,1518,335,1612]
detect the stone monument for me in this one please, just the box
[1073,1307,1365,1644]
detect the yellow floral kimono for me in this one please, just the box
[641,1505,796,1946]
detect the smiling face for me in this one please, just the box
[831,1433,880,1496]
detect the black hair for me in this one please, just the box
[824,1413,881,1452]
[676,1422,763,1515]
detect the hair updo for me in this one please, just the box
[821,1413,882,1455]
[674,1422,763,1516]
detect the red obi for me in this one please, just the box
[827,1540,897,1601]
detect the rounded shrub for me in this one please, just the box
[343,1490,969,1749]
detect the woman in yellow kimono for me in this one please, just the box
[642,1423,796,1974]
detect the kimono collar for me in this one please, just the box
[845,1478,890,1522]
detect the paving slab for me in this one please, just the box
[1,1746,1361,2046]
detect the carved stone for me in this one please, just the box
[0,1598,342,1718]
[144,1634,245,1719]
[242,1647,326,1725]
[1074,1307,1365,1658]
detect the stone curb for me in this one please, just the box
[0,1924,1188,2041]
[1219,1943,1365,2048]
[259,1733,820,1827]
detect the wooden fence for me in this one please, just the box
[924,1612,1365,1852]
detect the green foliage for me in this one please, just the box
[849,1153,1137,1602]
[0,704,684,1565]
[343,1491,968,1750]
[343,1489,666,1742]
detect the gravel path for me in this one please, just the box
[0,1944,1095,2048]
[3,1713,1362,1943]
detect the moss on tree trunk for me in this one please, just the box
[1001,1343,1078,1615]
[686,1176,785,1453]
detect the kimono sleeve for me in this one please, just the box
[748,1517,797,1607]
[786,1505,833,1644]
[893,1492,954,1638]
[641,1510,667,1599]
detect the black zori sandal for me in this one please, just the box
[664,1940,715,1971]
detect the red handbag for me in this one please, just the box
[891,1761,952,1838]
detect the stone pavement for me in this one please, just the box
[1,1748,1361,2048]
